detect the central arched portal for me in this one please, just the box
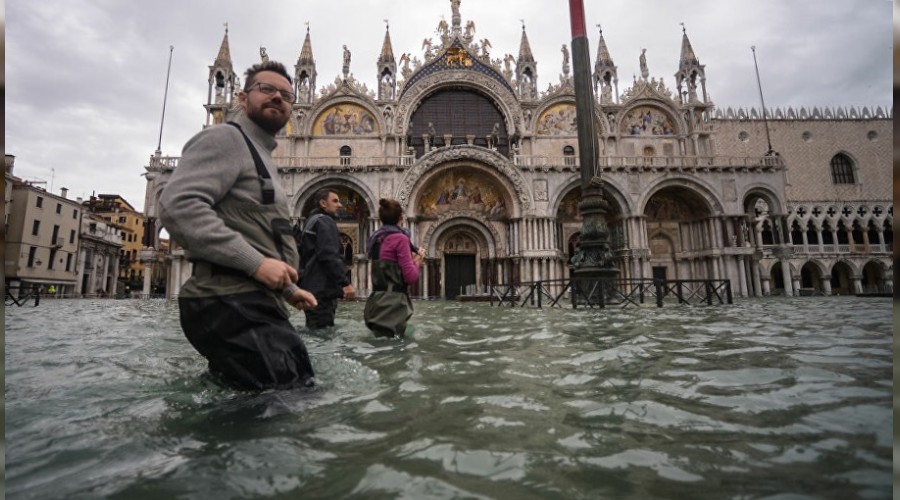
[425,220,497,300]
[412,159,513,299]
[439,228,479,299]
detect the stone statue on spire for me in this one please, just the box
[450,0,462,36]
[639,48,649,80]
[342,45,351,79]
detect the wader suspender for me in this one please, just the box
[227,122,275,205]
[227,121,292,262]
[368,231,408,294]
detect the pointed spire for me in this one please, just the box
[674,23,707,104]
[593,25,618,103]
[678,23,700,67]
[294,23,317,105]
[298,24,314,65]
[515,20,538,100]
[517,21,534,63]
[594,26,613,67]
[379,23,395,64]
[207,23,236,124]
[214,23,232,69]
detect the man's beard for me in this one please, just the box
[248,104,289,134]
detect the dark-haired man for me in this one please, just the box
[298,189,356,329]
[160,61,319,390]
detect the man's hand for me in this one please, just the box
[342,284,356,300]
[252,257,299,290]
[412,253,424,267]
[283,284,318,310]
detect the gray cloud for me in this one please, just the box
[6,0,892,211]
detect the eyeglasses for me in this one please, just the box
[249,82,295,102]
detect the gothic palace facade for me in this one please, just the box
[143,2,893,300]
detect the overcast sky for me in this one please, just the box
[5,0,893,212]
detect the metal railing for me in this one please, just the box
[512,154,785,171]
[763,243,891,256]
[5,284,41,307]
[151,153,783,173]
[490,278,733,308]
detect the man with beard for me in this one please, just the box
[297,188,355,329]
[159,61,319,390]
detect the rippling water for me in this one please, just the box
[5,297,893,499]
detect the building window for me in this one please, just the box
[56,203,62,214]
[830,153,855,184]
[27,247,37,267]
[563,145,576,166]
[32,220,40,236]
[36,196,43,208]
[66,253,73,271]
[48,249,57,270]
[73,209,78,219]
[339,145,352,166]
[69,229,76,244]
[118,216,127,223]
[51,224,60,243]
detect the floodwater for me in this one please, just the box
[5,297,893,499]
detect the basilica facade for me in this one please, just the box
[142,2,893,300]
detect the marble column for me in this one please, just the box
[143,262,153,298]
[780,260,794,296]
[751,260,762,297]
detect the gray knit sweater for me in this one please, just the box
[159,115,288,276]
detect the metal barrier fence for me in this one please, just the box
[5,284,42,307]
[490,278,733,308]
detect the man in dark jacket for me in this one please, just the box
[299,189,356,328]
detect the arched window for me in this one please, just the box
[851,220,864,245]
[830,153,855,184]
[339,145,352,166]
[867,220,880,246]
[790,221,803,245]
[761,221,774,245]
[563,145,575,166]
[806,221,819,245]
[836,220,849,244]
[821,220,834,244]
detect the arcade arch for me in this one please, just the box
[642,184,715,281]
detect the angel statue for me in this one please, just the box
[480,38,492,59]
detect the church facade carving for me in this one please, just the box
[144,1,892,299]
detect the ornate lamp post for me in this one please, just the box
[567,0,619,304]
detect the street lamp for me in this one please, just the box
[567,0,619,305]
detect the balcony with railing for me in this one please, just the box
[148,155,415,172]
[513,154,785,173]
[149,152,784,175]
[761,242,890,257]
[272,155,415,171]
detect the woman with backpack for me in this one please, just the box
[364,198,424,337]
